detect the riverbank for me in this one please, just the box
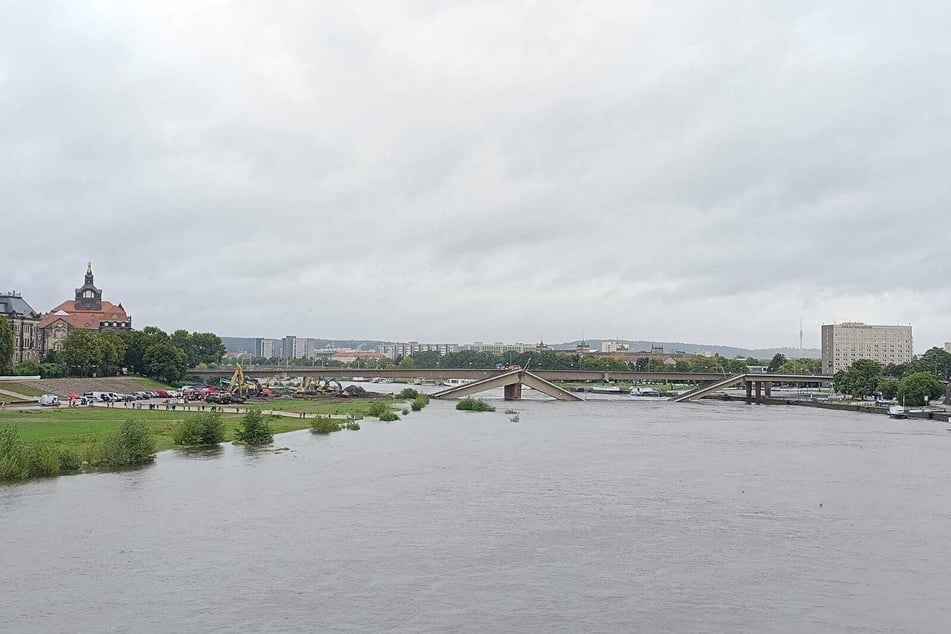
[710,394,951,422]
[0,397,400,455]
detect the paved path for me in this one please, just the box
[83,401,354,420]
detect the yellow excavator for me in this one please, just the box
[226,363,267,398]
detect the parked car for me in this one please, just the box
[39,394,60,407]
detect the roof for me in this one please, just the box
[0,294,40,318]
[39,300,131,330]
[39,312,104,330]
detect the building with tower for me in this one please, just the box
[39,263,132,353]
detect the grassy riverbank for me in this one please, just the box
[0,396,410,455]
[1,408,289,454]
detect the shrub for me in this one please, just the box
[12,360,41,376]
[410,395,430,411]
[93,420,157,467]
[39,362,70,378]
[366,402,392,417]
[397,388,420,400]
[343,421,361,431]
[57,447,82,472]
[456,397,495,412]
[172,412,225,446]
[379,410,400,422]
[234,408,273,446]
[311,417,342,434]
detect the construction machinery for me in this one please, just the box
[297,377,343,396]
[225,363,273,398]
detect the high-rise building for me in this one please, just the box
[821,322,913,375]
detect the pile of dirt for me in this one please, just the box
[8,377,160,398]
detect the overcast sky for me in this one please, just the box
[3,1,949,351]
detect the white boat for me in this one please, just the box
[589,385,622,394]
[888,405,909,419]
[443,378,474,387]
[629,388,666,399]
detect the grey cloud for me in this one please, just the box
[2,0,950,350]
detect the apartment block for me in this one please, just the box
[821,322,913,375]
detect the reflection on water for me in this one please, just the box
[2,398,951,633]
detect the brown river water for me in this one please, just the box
[2,397,950,633]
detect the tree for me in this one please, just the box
[767,353,787,373]
[876,377,899,400]
[835,359,883,399]
[896,372,945,407]
[143,341,187,384]
[190,332,225,365]
[0,316,14,372]
[170,329,195,366]
[910,347,951,381]
[93,420,156,467]
[234,408,273,445]
[172,412,225,446]
[61,329,104,376]
[97,329,127,376]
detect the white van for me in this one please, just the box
[39,394,60,407]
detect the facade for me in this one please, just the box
[820,322,913,375]
[255,338,281,358]
[0,292,42,364]
[38,264,132,353]
[601,341,629,353]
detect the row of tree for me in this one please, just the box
[833,348,951,406]
[0,324,225,384]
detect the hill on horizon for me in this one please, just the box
[223,336,820,360]
[556,340,821,360]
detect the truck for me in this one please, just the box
[39,394,60,407]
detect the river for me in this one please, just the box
[2,397,950,633]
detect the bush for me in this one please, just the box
[366,402,392,417]
[456,397,495,412]
[379,410,400,422]
[234,408,273,445]
[397,388,420,400]
[39,362,70,378]
[12,360,41,376]
[343,420,361,431]
[172,412,225,446]
[93,420,157,467]
[311,417,342,434]
[410,395,430,411]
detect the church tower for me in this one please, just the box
[74,262,103,311]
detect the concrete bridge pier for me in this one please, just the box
[764,381,772,398]
[504,383,522,400]
[746,382,753,401]
[755,381,762,402]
